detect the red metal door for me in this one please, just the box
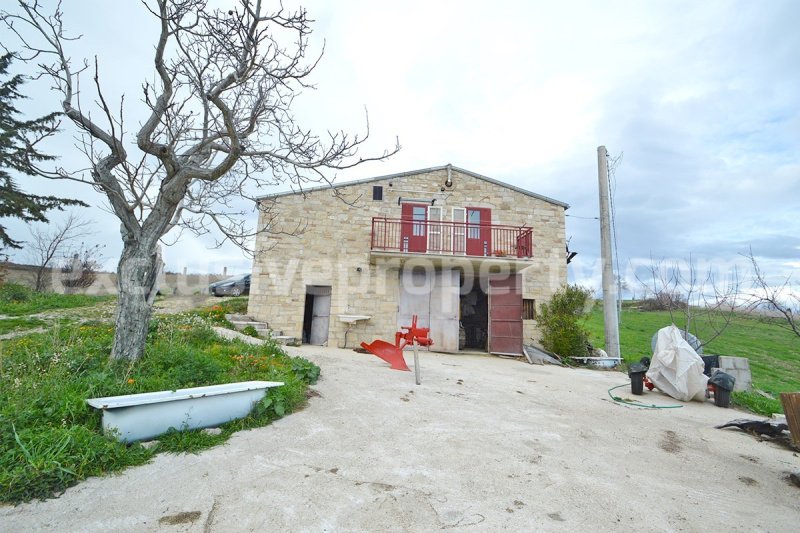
[488,274,523,355]
[466,207,491,256]
[401,203,428,253]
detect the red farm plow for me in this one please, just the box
[360,315,432,384]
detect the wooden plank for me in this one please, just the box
[780,392,800,448]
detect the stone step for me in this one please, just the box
[225,313,270,330]
[222,314,295,344]
[231,321,270,330]
[213,326,296,346]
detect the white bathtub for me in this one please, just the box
[86,380,284,443]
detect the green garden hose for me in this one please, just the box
[607,383,684,409]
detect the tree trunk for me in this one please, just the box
[111,240,160,361]
[34,267,48,292]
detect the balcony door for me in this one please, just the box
[466,207,491,256]
[427,206,443,253]
[401,203,428,253]
[452,207,466,254]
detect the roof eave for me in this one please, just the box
[255,164,570,209]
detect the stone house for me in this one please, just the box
[248,164,569,355]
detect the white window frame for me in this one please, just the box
[452,207,466,255]
[427,206,442,253]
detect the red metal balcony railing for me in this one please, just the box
[370,217,534,258]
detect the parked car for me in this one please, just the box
[209,273,251,296]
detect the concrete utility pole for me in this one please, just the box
[597,146,620,360]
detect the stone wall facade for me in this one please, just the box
[248,166,568,350]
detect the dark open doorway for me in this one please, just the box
[302,293,314,344]
[302,285,332,345]
[460,277,488,351]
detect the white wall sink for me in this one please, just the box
[86,380,283,442]
[338,315,372,324]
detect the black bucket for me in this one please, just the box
[714,387,731,408]
[630,371,645,395]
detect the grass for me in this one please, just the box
[0,298,319,504]
[0,283,115,317]
[0,316,47,335]
[584,302,800,415]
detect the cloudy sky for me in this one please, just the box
[2,0,798,294]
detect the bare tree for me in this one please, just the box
[744,250,799,338]
[2,1,399,361]
[635,254,741,348]
[26,212,92,292]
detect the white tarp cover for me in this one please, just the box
[646,325,709,402]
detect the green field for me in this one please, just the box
[584,303,799,414]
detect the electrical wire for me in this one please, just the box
[565,214,599,220]
[607,152,623,293]
[607,383,683,409]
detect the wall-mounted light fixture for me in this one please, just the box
[445,163,453,188]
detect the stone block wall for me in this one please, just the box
[248,167,568,349]
[716,355,753,392]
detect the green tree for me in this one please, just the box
[538,284,594,357]
[0,53,85,249]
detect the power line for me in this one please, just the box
[607,152,623,310]
[565,214,599,220]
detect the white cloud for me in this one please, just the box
[1,0,797,288]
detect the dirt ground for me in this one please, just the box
[0,295,225,341]
[152,294,226,315]
[1,346,798,532]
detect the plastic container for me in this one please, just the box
[630,371,645,395]
[714,386,731,408]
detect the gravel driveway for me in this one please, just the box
[2,346,797,531]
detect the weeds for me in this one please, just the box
[0,316,46,335]
[732,391,784,417]
[241,325,260,338]
[0,283,114,316]
[0,301,319,504]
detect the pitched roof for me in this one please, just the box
[256,164,569,208]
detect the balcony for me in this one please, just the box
[370,217,533,266]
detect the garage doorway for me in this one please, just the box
[488,274,523,355]
[398,268,460,352]
[302,285,331,345]
[460,277,488,351]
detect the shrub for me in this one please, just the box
[241,325,260,338]
[0,283,32,304]
[537,284,593,357]
[637,291,688,312]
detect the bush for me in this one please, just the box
[241,325,260,338]
[538,284,593,357]
[637,292,688,312]
[0,283,33,304]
